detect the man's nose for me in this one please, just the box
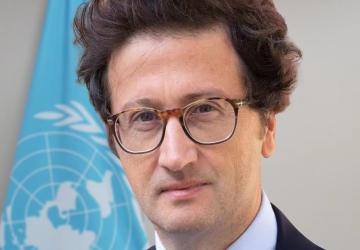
[158,117,198,171]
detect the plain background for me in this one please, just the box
[1,0,359,249]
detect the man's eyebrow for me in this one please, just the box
[179,89,227,104]
[121,88,227,110]
[122,98,162,110]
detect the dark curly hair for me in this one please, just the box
[73,0,301,126]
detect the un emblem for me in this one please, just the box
[0,102,144,250]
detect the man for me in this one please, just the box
[74,0,323,249]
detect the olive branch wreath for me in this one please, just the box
[34,100,108,147]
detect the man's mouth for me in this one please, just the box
[159,181,210,200]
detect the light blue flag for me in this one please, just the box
[0,1,148,249]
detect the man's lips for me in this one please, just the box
[159,181,210,200]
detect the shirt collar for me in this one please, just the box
[155,232,166,250]
[227,191,277,250]
[155,191,277,250]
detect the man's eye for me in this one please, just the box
[133,111,158,122]
[193,104,216,113]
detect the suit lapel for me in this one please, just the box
[272,204,324,250]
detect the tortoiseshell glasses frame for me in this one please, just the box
[107,97,250,154]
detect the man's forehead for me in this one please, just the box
[107,26,246,113]
[109,29,243,79]
[108,26,235,75]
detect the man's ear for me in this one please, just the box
[262,112,276,158]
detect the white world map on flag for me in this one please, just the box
[0,101,146,250]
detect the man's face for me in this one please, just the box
[108,27,275,235]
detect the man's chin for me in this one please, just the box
[150,205,216,234]
[153,217,209,234]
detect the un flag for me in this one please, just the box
[0,1,148,249]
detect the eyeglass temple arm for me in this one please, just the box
[234,99,250,107]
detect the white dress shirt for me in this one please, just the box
[155,191,277,250]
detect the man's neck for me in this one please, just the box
[155,190,262,250]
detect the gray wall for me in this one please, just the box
[0,0,47,214]
[263,1,360,249]
[0,0,359,249]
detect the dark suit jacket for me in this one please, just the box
[147,204,324,250]
[271,204,323,250]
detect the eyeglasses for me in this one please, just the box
[107,97,250,154]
